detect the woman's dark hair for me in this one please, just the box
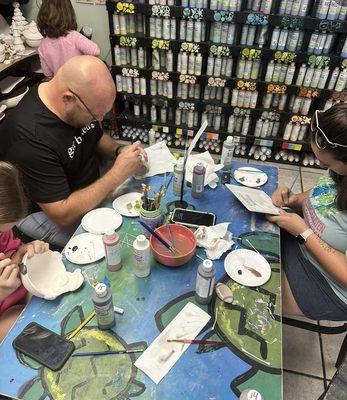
[318,103,347,211]
[0,162,27,224]
[37,0,77,38]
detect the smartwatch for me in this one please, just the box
[296,228,313,244]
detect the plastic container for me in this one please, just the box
[133,235,151,278]
[103,231,122,272]
[192,162,206,199]
[221,136,235,171]
[92,283,115,330]
[139,206,164,238]
[195,259,216,304]
[173,157,184,196]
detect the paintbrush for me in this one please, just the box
[167,339,226,345]
[288,172,300,195]
[67,311,96,340]
[138,221,178,254]
[72,349,143,358]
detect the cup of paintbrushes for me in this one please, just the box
[139,204,164,239]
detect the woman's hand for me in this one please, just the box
[11,241,49,264]
[0,253,21,302]
[267,209,309,237]
[271,185,298,208]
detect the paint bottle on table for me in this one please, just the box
[103,231,122,272]
[133,235,151,278]
[173,157,184,196]
[195,260,216,305]
[93,283,116,330]
[221,136,235,171]
[192,162,206,199]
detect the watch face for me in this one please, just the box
[296,234,305,245]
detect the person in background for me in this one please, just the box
[0,162,49,342]
[269,104,347,321]
[0,56,147,248]
[37,0,100,78]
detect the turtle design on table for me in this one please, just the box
[16,306,147,400]
[155,231,282,399]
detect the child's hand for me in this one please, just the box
[22,241,50,259]
[0,253,21,302]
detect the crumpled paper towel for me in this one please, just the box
[143,141,176,177]
[194,223,234,260]
[185,151,223,189]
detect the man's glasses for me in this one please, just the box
[69,89,99,122]
[310,110,347,149]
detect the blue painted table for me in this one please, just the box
[0,162,282,400]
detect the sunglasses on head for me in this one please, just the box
[310,110,347,150]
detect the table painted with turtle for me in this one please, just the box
[0,162,282,400]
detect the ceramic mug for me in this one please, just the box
[139,206,164,238]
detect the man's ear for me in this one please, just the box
[62,91,76,105]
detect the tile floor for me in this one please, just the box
[246,159,346,400]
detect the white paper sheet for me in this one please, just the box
[226,184,280,215]
[143,141,176,177]
[135,302,211,384]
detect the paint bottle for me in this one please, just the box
[308,31,319,54]
[186,20,194,42]
[192,163,206,199]
[170,18,176,40]
[303,65,314,87]
[316,0,330,18]
[195,260,216,305]
[93,283,115,330]
[221,136,235,171]
[284,62,296,85]
[295,64,307,86]
[240,25,249,45]
[133,235,151,278]
[299,0,309,16]
[227,24,236,44]
[327,0,341,20]
[180,19,186,41]
[173,157,184,196]
[328,67,340,90]
[335,69,347,92]
[244,59,252,79]
[265,60,275,82]
[221,23,229,44]
[103,231,122,271]
[270,27,280,50]
[246,25,256,46]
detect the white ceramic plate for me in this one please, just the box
[234,167,268,188]
[64,233,105,265]
[224,249,271,287]
[81,208,123,234]
[112,192,142,217]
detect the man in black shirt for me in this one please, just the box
[0,56,146,246]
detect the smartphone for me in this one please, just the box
[172,208,216,228]
[12,322,75,371]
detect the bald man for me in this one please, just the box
[0,56,146,246]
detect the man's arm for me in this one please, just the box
[38,143,143,228]
[96,132,123,160]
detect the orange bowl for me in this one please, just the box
[150,224,196,267]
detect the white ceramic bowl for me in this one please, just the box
[25,38,42,48]
[0,86,28,108]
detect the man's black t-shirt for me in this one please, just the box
[0,85,102,207]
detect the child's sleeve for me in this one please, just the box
[75,32,100,57]
[38,48,54,78]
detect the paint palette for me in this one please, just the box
[112,192,142,217]
[81,208,123,234]
[224,249,271,287]
[233,167,268,187]
[64,233,105,265]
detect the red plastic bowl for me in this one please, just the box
[150,224,196,267]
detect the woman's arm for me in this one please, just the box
[267,211,347,287]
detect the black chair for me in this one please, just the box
[283,316,347,369]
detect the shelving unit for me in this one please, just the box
[106,0,347,168]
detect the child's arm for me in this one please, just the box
[0,254,21,303]
[75,31,100,57]
[11,241,49,265]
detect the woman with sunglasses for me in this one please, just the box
[268,104,347,321]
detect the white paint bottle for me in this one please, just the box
[133,235,151,278]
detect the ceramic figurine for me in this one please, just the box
[11,2,28,34]
[0,43,5,63]
[23,21,43,48]
[12,22,25,53]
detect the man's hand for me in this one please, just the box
[0,253,21,302]
[267,209,309,237]
[113,141,147,178]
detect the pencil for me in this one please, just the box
[67,311,96,340]
[167,339,226,345]
[72,349,143,358]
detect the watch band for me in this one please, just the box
[296,228,313,244]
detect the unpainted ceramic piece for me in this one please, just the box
[21,250,84,300]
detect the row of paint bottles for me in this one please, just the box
[175,109,200,127]
[274,150,300,163]
[204,86,230,103]
[114,46,146,68]
[246,0,273,13]
[210,22,236,45]
[202,108,225,131]
[206,54,233,77]
[133,102,148,118]
[177,52,203,75]
[265,61,296,84]
[234,144,248,156]
[148,0,175,4]
[270,27,304,52]
[295,64,330,89]
[235,57,261,80]
[180,20,207,42]
[149,17,176,39]
[248,145,272,161]
[302,152,320,167]
[278,0,310,16]
[283,121,309,141]
[150,105,173,124]
[227,114,251,135]
[177,82,201,99]
[113,13,145,35]
[254,117,281,138]
[240,25,268,48]
[197,139,222,153]
[149,79,174,98]
[152,49,173,71]
[315,0,347,20]
[231,89,259,109]
[181,0,208,7]
[327,67,347,92]
[115,75,147,95]
[307,31,336,55]
[262,93,288,111]
[288,95,312,115]
[322,99,346,110]
[121,127,149,143]
[209,0,242,11]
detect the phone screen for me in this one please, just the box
[13,322,74,370]
[173,209,215,226]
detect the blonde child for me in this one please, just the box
[37,0,100,78]
[0,162,49,342]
